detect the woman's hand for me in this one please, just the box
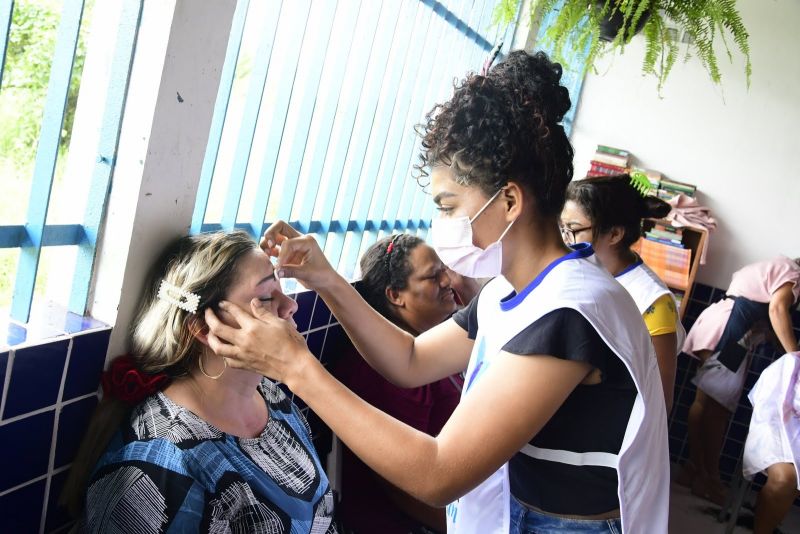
[204,298,316,388]
[260,220,338,291]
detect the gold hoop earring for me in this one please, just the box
[199,352,227,380]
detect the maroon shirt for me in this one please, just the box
[331,341,463,533]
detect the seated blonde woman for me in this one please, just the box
[62,231,336,533]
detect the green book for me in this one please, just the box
[596,145,630,157]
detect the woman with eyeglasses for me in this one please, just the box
[204,51,670,533]
[561,175,683,412]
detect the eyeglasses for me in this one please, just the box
[560,225,592,245]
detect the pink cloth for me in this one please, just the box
[683,256,800,358]
[683,299,735,358]
[727,255,800,303]
[665,194,716,264]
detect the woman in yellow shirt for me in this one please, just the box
[561,174,685,411]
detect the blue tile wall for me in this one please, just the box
[0,324,111,534]
[690,282,713,303]
[0,478,47,533]
[55,396,99,469]
[293,291,316,332]
[3,340,69,419]
[281,291,343,463]
[62,330,111,401]
[320,324,346,368]
[0,410,55,492]
[306,329,327,361]
[44,469,72,533]
[0,351,7,402]
[310,298,331,330]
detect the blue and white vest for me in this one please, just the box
[616,260,686,351]
[446,247,670,534]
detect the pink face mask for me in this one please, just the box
[430,188,516,278]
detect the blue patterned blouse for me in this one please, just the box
[82,378,336,533]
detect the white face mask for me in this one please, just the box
[430,188,516,278]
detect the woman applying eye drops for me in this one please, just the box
[206,51,670,533]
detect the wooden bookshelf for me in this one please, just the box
[633,222,707,320]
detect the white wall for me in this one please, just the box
[570,0,800,289]
[91,0,236,357]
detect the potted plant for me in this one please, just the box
[494,0,751,90]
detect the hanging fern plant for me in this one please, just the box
[494,0,751,91]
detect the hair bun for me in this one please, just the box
[642,195,672,219]
[487,50,572,123]
[414,49,574,217]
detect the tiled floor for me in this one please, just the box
[670,480,800,533]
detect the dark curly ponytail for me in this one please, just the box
[415,50,574,216]
[565,174,672,249]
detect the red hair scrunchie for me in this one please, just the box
[101,355,169,406]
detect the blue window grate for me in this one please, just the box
[192,0,516,280]
[0,0,142,323]
[1,0,517,323]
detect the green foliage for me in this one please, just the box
[0,0,87,157]
[0,0,91,308]
[494,0,751,90]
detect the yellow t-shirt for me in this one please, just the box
[643,293,678,336]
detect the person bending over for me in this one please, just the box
[679,255,800,504]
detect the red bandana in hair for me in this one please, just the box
[101,355,169,405]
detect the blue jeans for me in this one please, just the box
[510,496,622,533]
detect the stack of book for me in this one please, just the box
[587,145,630,177]
[657,177,696,201]
[634,224,692,291]
[631,167,662,191]
[644,222,684,248]
[636,238,691,289]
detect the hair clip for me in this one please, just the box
[386,234,401,255]
[158,280,200,314]
[481,39,504,76]
[629,171,653,197]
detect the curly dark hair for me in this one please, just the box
[355,233,424,320]
[415,50,574,216]
[566,174,672,249]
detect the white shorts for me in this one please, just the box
[692,350,751,412]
